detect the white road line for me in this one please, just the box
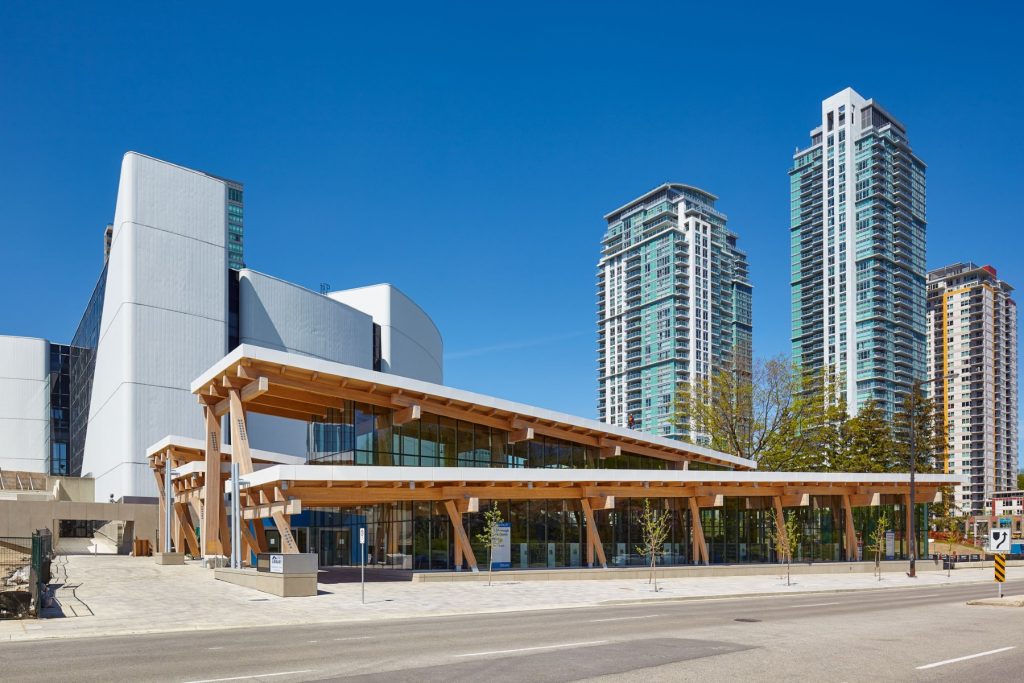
[183,670,314,683]
[775,602,840,609]
[456,640,608,658]
[590,615,661,622]
[916,647,1015,670]
[206,647,224,650]
[334,636,372,642]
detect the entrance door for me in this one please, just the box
[318,528,352,566]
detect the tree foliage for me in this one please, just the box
[635,498,672,592]
[767,509,802,586]
[870,511,891,581]
[674,357,948,477]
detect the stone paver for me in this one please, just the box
[0,555,1003,641]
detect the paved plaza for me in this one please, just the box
[0,555,1013,642]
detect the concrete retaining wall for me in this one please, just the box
[0,500,157,544]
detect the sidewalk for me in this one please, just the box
[0,555,1003,642]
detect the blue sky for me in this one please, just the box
[1,2,1021,426]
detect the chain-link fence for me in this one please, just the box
[1,531,52,618]
[0,536,33,618]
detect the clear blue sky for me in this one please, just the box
[1,2,1021,429]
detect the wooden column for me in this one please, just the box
[688,497,709,565]
[444,499,478,572]
[227,388,255,475]
[772,496,788,563]
[580,498,608,568]
[202,406,224,557]
[251,518,269,553]
[271,509,300,554]
[841,494,858,561]
[173,502,200,557]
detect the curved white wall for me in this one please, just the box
[238,269,373,365]
[83,152,229,501]
[239,269,375,456]
[327,284,443,384]
[0,336,50,473]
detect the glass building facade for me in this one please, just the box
[47,343,72,476]
[68,265,108,477]
[598,184,752,442]
[226,182,244,270]
[790,88,927,417]
[276,401,929,570]
[274,496,924,571]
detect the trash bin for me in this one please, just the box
[942,557,955,571]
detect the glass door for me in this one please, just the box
[318,528,352,566]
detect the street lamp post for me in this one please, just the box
[907,372,954,578]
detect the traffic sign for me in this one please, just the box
[995,554,1006,583]
[990,529,1011,553]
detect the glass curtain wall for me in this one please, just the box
[307,401,677,470]
[290,498,927,570]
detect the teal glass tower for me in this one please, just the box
[790,88,927,416]
[597,184,752,441]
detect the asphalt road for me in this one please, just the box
[2,579,1023,682]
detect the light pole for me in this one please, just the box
[906,372,954,578]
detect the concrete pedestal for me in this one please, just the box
[154,552,185,565]
[214,567,318,597]
[202,555,229,569]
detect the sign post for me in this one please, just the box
[990,530,1009,599]
[360,526,366,604]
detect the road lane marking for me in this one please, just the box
[916,647,1015,670]
[590,615,662,622]
[207,647,224,650]
[773,602,841,609]
[456,640,608,657]
[334,636,372,642]
[183,670,314,683]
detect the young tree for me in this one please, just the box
[768,509,802,586]
[474,502,505,587]
[870,512,891,581]
[940,515,964,578]
[635,498,672,592]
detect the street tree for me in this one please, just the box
[635,498,672,592]
[474,502,504,587]
[870,511,891,581]
[768,509,802,586]
[940,515,964,578]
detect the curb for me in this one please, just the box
[599,579,995,606]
